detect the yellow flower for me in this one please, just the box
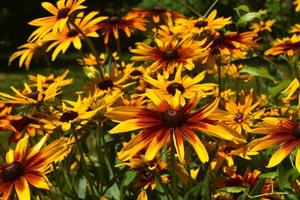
[144,66,216,106]
[0,134,73,200]
[265,34,300,56]
[289,24,300,34]
[8,41,44,69]
[45,12,107,61]
[28,0,87,41]
[107,90,244,163]
[173,10,231,38]
[131,36,209,74]
[294,0,300,12]
[250,19,276,33]
[249,117,300,172]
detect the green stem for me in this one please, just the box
[175,0,202,17]
[169,133,178,200]
[116,38,122,57]
[204,0,219,17]
[69,20,104,79]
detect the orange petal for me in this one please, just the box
[15,177,30,200]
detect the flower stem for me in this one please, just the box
[174,0,202,17]
[204,0,219,17]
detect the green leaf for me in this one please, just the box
[123,170,137,186]
[225,186,247,193]
[259,171,277,179]
[78,176,87,199]
[239,66,275,80]
[235,5,250,12]
[278,164,292,190]
[237,12,261,25]
[184,182,202,200]
[201,171,212,200]
[269,80,291,97]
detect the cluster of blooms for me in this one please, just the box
[3,0,300,199]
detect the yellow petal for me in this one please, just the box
[15,177,30,200]
[267,142,298,168]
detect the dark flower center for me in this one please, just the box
[109,16,121,24]
[57,7,71,20]
[67,29,79,37]
[97,79,114,90]
[60,110,78,122]
[26,91,39,100]
[11,116,33,132]
[293,125,300,139]
[1,161,25,182]
[130,70,143,76]
[234,112,244,123]
[213,34,223,45]
[194,20,208,28]
[160,109,186,127]
[166,82,185,96]
[151,6,166,13]
[45,79,55,84]
[162,50,179,61]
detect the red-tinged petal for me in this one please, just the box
[109,119,152,134]
[14,135,29,161]
[25,134,48,161]
[15,177,30,200]
[181,127,209,163]
[267,141,298,168]
[189,98,219,121]
[145,89,170,111]
[106,107,144,121]
[145,129,169,161]
[25,173,50,190]
[174,129,185,163]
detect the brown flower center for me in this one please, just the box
[1,162,25,182]
[97,79,114,90]
[57,7,71,20]
[212,34,223,45]
[26,91,39,100]
[194,20,208,28]
[130,70,143,76]
[293,125,300,138]
[151,6,166,13]
[109,16,121,24]
[11,116,33,132]
[162,50,179,61]
[160,109,186,127]
[67,29,79,37]
[166,82,185,96]
[60,110,78,122]
[234,112,244,123]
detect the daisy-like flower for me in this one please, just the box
[129,6,185,23]
[289,24,300,34]
[249,118,300,172]
[45,11,107,61]
[212,91,264,134]
[250,19,276,33]
[28,0,87,41]
[0,81,60,105]
[0,134,74,200]
[97,13,147,44]
[203,31,258,66]
[145,66,216,106]
[131,36,209,74]
[265,34,300,56]
[106,90,244,163]
[28,70,73,89]
[53,95,100,131]
[173,10,231,38]
[8,41,44,69]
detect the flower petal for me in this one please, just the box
[15,177,30,200]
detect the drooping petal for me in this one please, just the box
[15,135,29,161]
[15,177,30,200]
[145,129,169,161]
[25,173,50,190]
[173,129,185,163]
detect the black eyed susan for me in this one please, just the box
[265,34,300,56]
[131,36,209,74]
[129,6,185,24]
[0,134,73,200]
[8,41,44,69]
[45,12,107,61]
[107,90,245,163]
[212,91,264,134]
[249,118,300,172]
[204,31,258,66]
[54,95,100,131]
[250,19,276,33]
[0,81,60,106]
[145,66,216,106]
[97,13,147,44]
[173,10,231,38]
[28,0,87,41]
